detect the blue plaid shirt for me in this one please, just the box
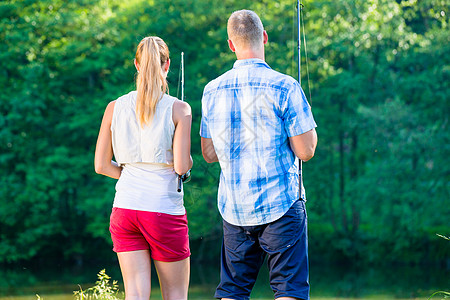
[200,58,316,226]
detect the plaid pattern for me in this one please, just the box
[200,59,316,226]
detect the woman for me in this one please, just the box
[94,36,192,300]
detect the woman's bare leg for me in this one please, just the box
[154,257,190,300]
[117,250,152,300]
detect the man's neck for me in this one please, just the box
[235,49,265,61]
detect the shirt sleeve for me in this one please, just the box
[281,80,317,137]
[199,90,212,138]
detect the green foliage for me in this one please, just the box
[427,291,450,300]
[36,269,121,300]
[73,269,121,300]
[1,0,449,265]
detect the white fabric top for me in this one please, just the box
[111,91,176,166]
[113,163,184,215]
[110,91,184,215]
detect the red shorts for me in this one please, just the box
[109,207,190,262]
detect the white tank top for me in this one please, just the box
[111,91,175,166]
[110,91,184,215]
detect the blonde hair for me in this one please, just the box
[227,10,264,49]
[135,36,169,127]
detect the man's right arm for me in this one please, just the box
[201,137,219,163]
[289,128,317,162]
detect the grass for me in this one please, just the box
[4,259,447,300]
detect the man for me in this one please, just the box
[200,9,317,300]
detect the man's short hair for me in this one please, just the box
[227,10,264,49]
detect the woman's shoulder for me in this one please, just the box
[172,98,191,114]
[113,91,137,111]
[116,90,136,99]
[161,93,179,104]
[101,100,116,124]
[170,96,191,126]
[116,90,137,103]
[161,94,191,113]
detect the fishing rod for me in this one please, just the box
[181,52,185,102]
[297,0,303,86]
[297,0,303,200]
[297,0,312,200]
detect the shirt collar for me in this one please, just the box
[233,58,271,69]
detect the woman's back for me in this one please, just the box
[111,91,176,167]
[110,91,185,215]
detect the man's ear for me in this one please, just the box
[134,59,140,72]
[263,30,268,45]
[228,39,236,52]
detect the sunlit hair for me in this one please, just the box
[227,10,264,49]
[135,36,169,127]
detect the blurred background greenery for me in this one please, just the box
[0,0,449,297]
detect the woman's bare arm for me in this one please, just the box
[94,101,122,179]
[172,100,193,175]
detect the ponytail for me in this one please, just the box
[135,36,169,127]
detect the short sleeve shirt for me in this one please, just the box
[200,58,316,226]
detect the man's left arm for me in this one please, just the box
[289,128,317,162]
[201,137,218,163]
[282,80,318,160]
